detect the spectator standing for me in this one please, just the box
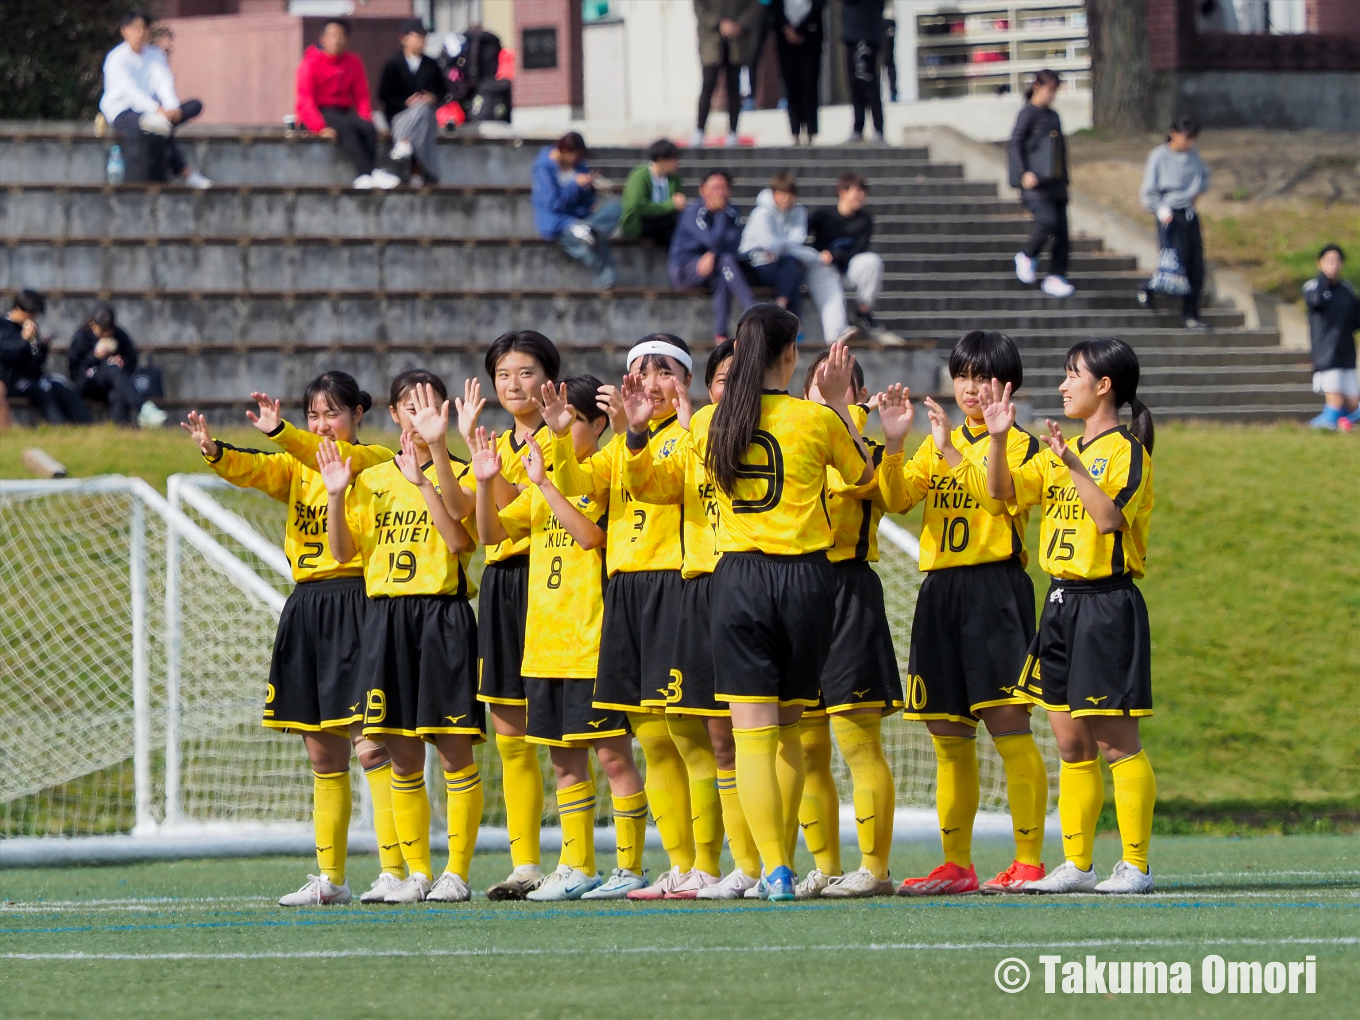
[669,169,756,341]
[882,3,899,102]
[692,0,764,147]
[378,19,447,185]
[296,19,400,190]
[1137,116,1211,329]
[1008,69,1074,298]
[806,172,899,344]
[531,133,623,289]
[1303,245,1360,431]
[99,9,211,188]
[0,291,88,427]
[739,172,818,318]
[773,0,824,145]
[841,0,886,144]
[68,304,161,428]
[620,139,687,247]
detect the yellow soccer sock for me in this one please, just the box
[931,734,979,868]
[832,714,896,881]
[776,723,806,866]
[556,779,597,875]
[611,791,648,874]
[716,768,760,876]
[732,725,790,873]
[1109,750,1156,873]
[363,761,405,877]
[444,764,484,881]
[312,770,351,885]
[1059,758,1104,871]
[993,732,1048,867]
[630,713,695,872]
[496,734,543,869]
[390,770,433,879]
[667,715,724,876]
[798,716,842,877]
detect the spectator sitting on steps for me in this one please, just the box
[68,304,164,429]
[669,169,756,342]
[378,19,447,185]
[0,290,89,429]
[1304,244,1360,431]
[806,171,901,346]
[739,172,819,320]
[100,9,211,188]
[531,132,623,290]
[296,18,401,191]
[620,139,687,248]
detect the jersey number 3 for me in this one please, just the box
[732,431,785,514]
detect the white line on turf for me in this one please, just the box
[5,937,1359,961]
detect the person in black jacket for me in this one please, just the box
[68,303,147,426]
[1008,69,1074,298]
[774,0,824,145]
[378,19,446,184]
[1304,244,1360,430]
[842,0,885,143]
[0,290,88,428]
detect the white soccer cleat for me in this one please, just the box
[384,871,433,903]
[581,867,648,900]
[794,868,835,899]
[696,867,758,900]
[389,138,413,161]
[278,874,352,906]
[1014,252,1036,285]
[359,872,405,904]
[1024,860,1099,894]
[425,871,473,903]
[1095,860,1154,895]
[821,867,895,898]
[487,863,544,901]
[352,174,376,190]
[664,868,721,899]
[743,872,769,899]
[1041,274,1075,298]
[369,168,403,189]
[527,863,602,901]
[627,864,687,900]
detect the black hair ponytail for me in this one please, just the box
[705,303,798,495]
[1064,337,1154,452]
[1024,68,1060,103]
[303,370,373,416]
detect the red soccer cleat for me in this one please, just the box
[896,862,979,896]
[980,860,1046,895]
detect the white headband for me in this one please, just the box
[626,340,692,374]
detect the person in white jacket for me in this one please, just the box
[100,9,210,187]
[739,173,818,319]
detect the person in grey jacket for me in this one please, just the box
[738,172,819,318]
[1137,116,1212,329]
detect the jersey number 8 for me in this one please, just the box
[546,555,563,589]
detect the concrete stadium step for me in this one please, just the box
[722,180,1000,198]
[1027,364,1311,388]
[1024,346,1310,367]
[883,269,1142,289]
[874,254,1139,273]
[1031,382,1317,410]
[880,309,1248,332]
[879,290,1156,311]
[591,145,932,162]
[923,328,1284,348]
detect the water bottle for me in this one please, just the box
[106,144,125,185]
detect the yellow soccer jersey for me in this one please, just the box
[497,483,608,679]
[205,424,393,582]
[826,404,889,564]
[469,425,553,565]
[878,421,1040,571]
[345,455,479,598]
[550,414,685,576]
[678,394,868,556]
[618,428,721,579]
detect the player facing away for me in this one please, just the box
[319,371,487,904]
[794,351,902,899]
[876,330,1050,896]
[548,335,718,900]
[963,337,1157,895]
[476,375,651,900]
[628,306,875,902]
[619,341,764,900]
[182,373,405,906]
[457,331,559,900]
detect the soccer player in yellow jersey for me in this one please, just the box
[473,376,651,901]
[319,370,487,905]
[181,372,404,907]
[874,331,1051,897]
[968,337,1157,895]
[456,331,560,900]
[793,351,903,900]
[547,335,714,899]
[626,306,874,902]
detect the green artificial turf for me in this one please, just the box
[1,836,1357,1019]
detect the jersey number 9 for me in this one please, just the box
[732,431,785,514]
[386,550,417,583]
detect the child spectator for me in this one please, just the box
[1138,116,1211,329]
[739,172,817,318]
[620,139,687,247]
[669,169,755,341]
[1304,244,1360,431]
[531,132,622,290]
[806,172,899,345]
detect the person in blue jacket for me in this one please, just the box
[531,132,622,289]
[668,169,755,341]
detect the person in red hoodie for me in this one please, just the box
[296,19,399,189]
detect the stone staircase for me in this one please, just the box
[0,127,1314,421]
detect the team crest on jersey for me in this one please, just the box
[658,438,678,458]
[576,495,593,511]
[1089,457,1108,479]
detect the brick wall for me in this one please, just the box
[512,0,583,108]
[1147,0,1360,72]
[1146,0,1188,72]
[1313,0,1360,35]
